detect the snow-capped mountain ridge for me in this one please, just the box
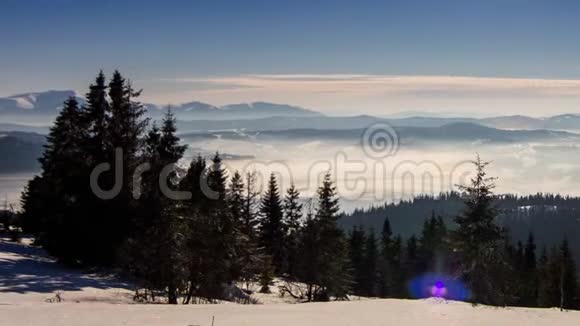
[0,90,322,119]
[0,90,82,114]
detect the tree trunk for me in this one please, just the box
[184,279,195,304]
[168,282,178,304]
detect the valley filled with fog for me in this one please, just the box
[3,123,580,213]
[177,134,580,212]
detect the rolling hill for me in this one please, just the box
[179,123,580,144]
[0,132,45,172]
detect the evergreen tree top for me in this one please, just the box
[316,173,340,223]
[381,216,392,239]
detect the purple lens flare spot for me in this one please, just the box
[430,280,447,298]
[408,273,469,301]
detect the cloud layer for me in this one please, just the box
[143,74,580,116]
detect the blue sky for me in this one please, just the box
[2,0,580,115]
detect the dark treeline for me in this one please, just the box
[343,192,580,265]
[18,72,579,309]
[346,158,578,309]
[349,217,579,308]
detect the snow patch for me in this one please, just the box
[11,95,37,109]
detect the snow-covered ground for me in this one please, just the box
[1,238,579,326]
[3,297,580,326]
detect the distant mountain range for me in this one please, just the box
[2,90,580,132]
[174,114,580,133]
[149,101,323,120]
[0,123,50,134]
[180,122,580,145]
[0,90,322,120]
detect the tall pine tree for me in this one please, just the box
[129,110,186,304]
[314,173,352,300]
[348,226,366,295]
[22,97,88,263]
[452,156,512,306]
[259,173,286,273]
[362,230,379,297]
[283,183,303,277]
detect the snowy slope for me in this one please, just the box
[2,297,579,326]
[0,238,133,305]
[1,238,579,326]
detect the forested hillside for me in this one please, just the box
[342,193,580,264]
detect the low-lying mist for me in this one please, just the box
[180,136,580,212]
[2,135,580,213]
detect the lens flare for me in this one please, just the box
[430,281,447,298]
[408,273,469,301]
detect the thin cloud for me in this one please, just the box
[159,74,580,97]
[143,74,580,116]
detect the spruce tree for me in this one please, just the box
[378,216,394,297]
[520,232,538,306]
[390,234,406,298]
[179,155,211,303]
[180,155,207,209]
[228,171,262,289]
[515,241,524,273]
[283,183,303,277]
[537,246,552,307]
[362,230,379,297]
[348,226,367,295]
[381,217,393,251]
[536,242,578,310]
[82,72,113,265]
[21,97,88,263]
[206,152,228,208]
[258,173,286,273]
[296,200,321,301]
[107,71,148,160]
[83,71,109,163]
[452,156,512,306]
[283,184,303,234]
[405,235,419,284]
[258,256,275,294]
[418,211,449,275]
[228,172,245,226]
[201,153,241,299]
[314,173,351,300]
[241,172,260,240]
[129,110,186,304]
[558,238,578,310]
[106,71,149,242]
[157,111,187,303]
[20,176,48,235]
[524,233,537,272]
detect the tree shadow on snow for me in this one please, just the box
[0,239,131,294]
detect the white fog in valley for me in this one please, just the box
[2,138,580,212]
[180,137,580,212]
